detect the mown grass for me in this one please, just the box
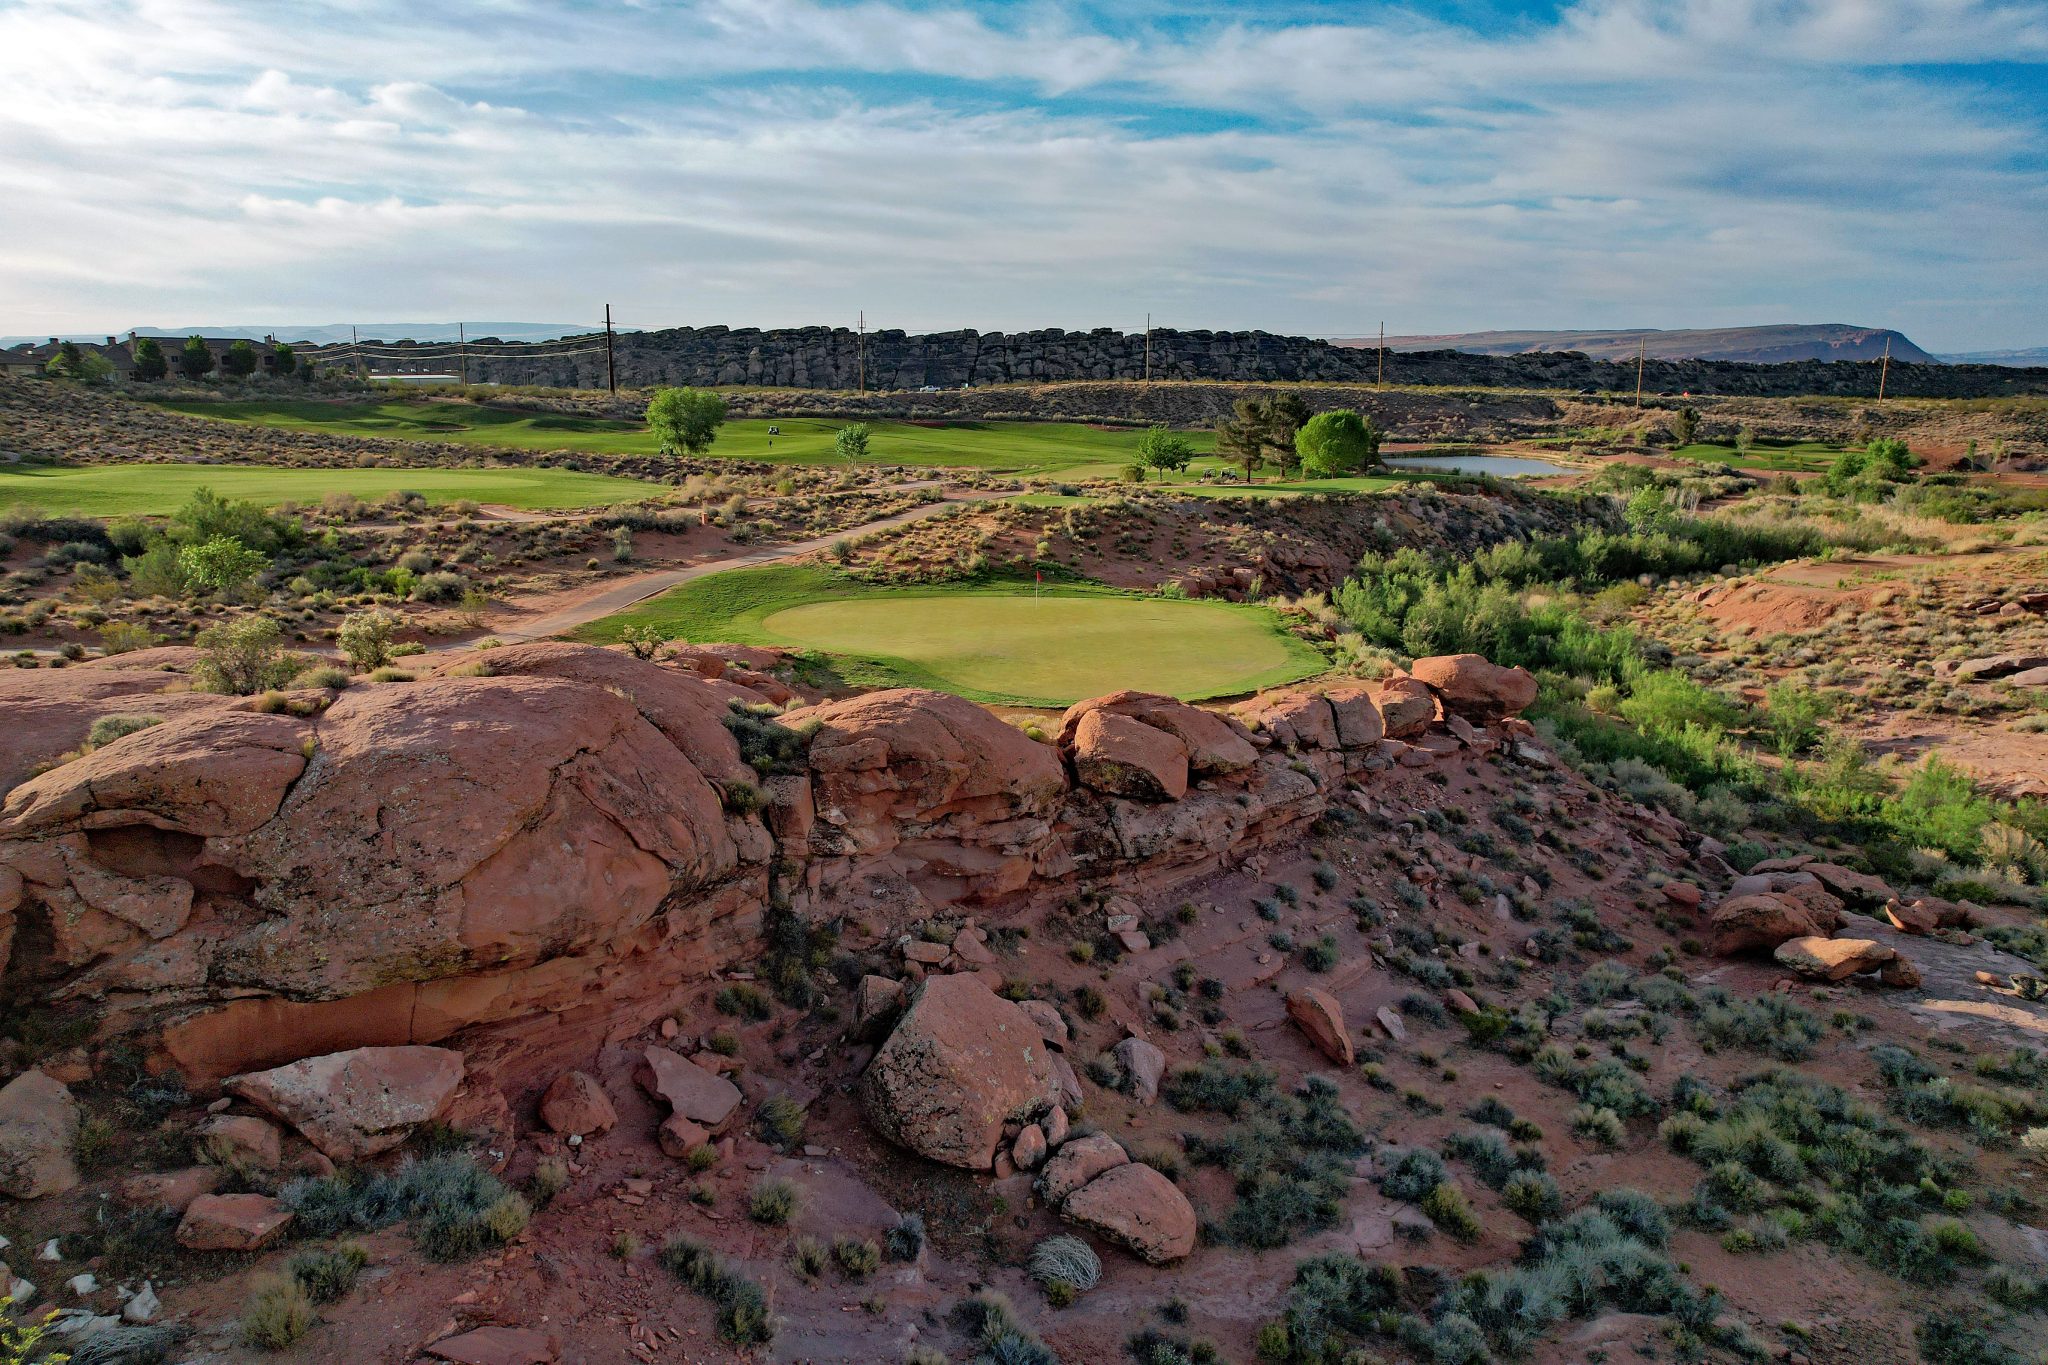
[152,398,1218,475]
[0,461,659,515]
[572,563,1325,705]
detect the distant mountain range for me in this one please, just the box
[1332,324,1937,365]
[1932,346,2048,367]
[130,322,598,345]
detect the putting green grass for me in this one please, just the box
[152,398,1217,476]
[0,462,662,516]
[573,564,1324,705]
[1670,439,1851,473]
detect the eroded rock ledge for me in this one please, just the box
[0,643,1534,1089]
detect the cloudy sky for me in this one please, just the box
[2,0,2044,350]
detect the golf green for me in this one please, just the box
[574,565,1324,705]
[0,463,662,516]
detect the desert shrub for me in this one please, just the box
[1696,989,1824,1060]
[886,1212,927,1261]
[1917,1312,2034,1365]
[1421,1183,1483,1241]
[1028,1234,1102,1292]
[953,1291,1057,1365]
[294,664,351,690]
[748,1176,800,1225]
[288,1243,368,1303]
[1377,1147,1448,1202]
[1570,1105,1626,1147]
[790,1235,827,1277]
[1163,1061,1276,1116]
[833,1236,881,1278]
[412,570,467,602]
[1441,1129,1538,1190]
[725,701,814,776]
[714,982,772,1019]
[193,616,302,694]
[278,1154,527,1261]
[1502,1170,1563,1222]
[241,1274,317,1350]
[660,1235,776,1347]
[1184,1076,1366,1248]
[756,1096,807,1148]
[336,607,400,669]
[85,714,160,749]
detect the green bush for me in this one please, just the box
[241,1274,317,1350]
[288,1243,368,1303]
[659,1235,775,1347]
[748,1176,799,1225]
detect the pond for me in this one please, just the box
[1385,454,1572,478]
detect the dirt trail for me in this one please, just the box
[459,494,987,646]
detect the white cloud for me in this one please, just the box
[0,0,2041,348]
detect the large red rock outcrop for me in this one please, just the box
[1708,892,1845,956]
[1067,709,1190,801]
[0,648,228,796]
[861,973,1060,1169]
[1058,692,1257,779]
[225,1046,465,1161]
[1409,655,1537,721]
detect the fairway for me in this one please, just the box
[152,398,1215,476]
[575,564,1323,704]
[0,463,662,516]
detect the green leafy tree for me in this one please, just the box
[178,535,268,596]
[180,335,214,380]
[1670,407,1700,446]
[193,616,301,695]
[44,341,87,379]
[1263,393,1312,477]
[170,486,294,554]
[834,423,871,461]
[131,336,168,380]
[1136,424,1193,481]
[223,339,259,378]
[273,342,297,375]
[646,387,729,456]
[1294,409,1382,478]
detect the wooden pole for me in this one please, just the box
[604,304,616,394]
[1143,313,1151,383]
[1377,320,1385,390]
[458,322,468,387]
[1634,335,1645,408]
[1877,336,1891,401]
[856,310,865,393]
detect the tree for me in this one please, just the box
[834,423,871,461]
[273,343,297,376]
[1294,410,1382,478]
[180,335,214,380]
[337,607,399,670]
[223,339,259,379]
[646,387,728,456]
[132,336,168,381]
[1670,406,1700,447]
[1263,393,1311,478]
[44,341,87,379]
[1136,425,1193,481]
[177,535,268,596]
[1214,399,1268,483]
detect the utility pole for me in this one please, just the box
[457,322,469,387]
[1877,335,1891,401]
[1377,320,1385,390]
[856,310,866,393]
[1143,313,1152,382]
[1634,335,1646,408]
[604,304,617,395]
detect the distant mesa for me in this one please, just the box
[1935,346,2048,368]
[1334,324,1936,365]
[123,322,599,346]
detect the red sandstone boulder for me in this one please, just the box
[862,973,1060,1169]
[0,1070,79,1199]
[1233,689,1338,750]
[1058,692,1257,777]
[1111,1036,1166,1104]
[176,1193,292,1251]
[1803,863,1894,909]
[117,1166,221,1213]
[426,1326,561,1365]
[1069,709,1190,801]
[1319,685,1387,749]
[192,1114,283,1170]
[1371,677,1438,738]
[792,689,1066,858]
[1061,1163,1197,1263]
[1410,655,1537,721]
[0,650,228,795]
[1038,1131,1131,1206]
[226,1046,465,1161]
[634,1047,742,1130]
[538,1070,616,1137]
[1286,986,1355,1066]
[1708,893,1844,956]
[1774,936,1897,982]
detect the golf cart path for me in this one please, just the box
[471,494,982,645]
